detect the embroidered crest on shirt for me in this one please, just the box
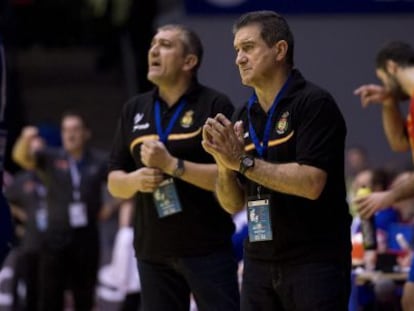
[180,110,194,128]
[276,111,289,135]
[133,113,150,131]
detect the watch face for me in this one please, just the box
[243,156,254,167]
[175,167,184,177]
[173,159,185,177]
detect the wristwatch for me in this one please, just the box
[239,154,255,175]
[172,158,185,178]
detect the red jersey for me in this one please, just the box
[406,96,414,162]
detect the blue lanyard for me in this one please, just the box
[247,74,292,158]
[154,99,186,144]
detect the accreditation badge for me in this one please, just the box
[68,202,88,228]
[247,195,273,242]
[153,178,182,218]
[36,206,48,232]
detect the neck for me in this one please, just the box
[158,78,192,107]
[69,149,83,161]
[400,67,414,96]
[255,68,291,113]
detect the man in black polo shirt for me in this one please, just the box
[107,24,239,311]
[12,112,108,310]
[203,11,352,310]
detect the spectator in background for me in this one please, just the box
[12,111,108,311]
[345,145,370,204]
[107,24,239,311]
[350,168,402,311]
[354,40,414,311]
[382,171,414,266]
[346,146,370,183]
[350,168,399,235]
[4,136,46,310]
[202,10,351,311]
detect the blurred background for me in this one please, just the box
[1,0,414,174]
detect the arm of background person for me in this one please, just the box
[355,172,414,218]
[381,102,410,152]
[12,126,38,170]
[354,84,409,152]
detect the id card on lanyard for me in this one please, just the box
[35,183,48,231]
[247,195,272,242]
[246,74,291,242]
[153,178,182,217]
[68,158,88,228]
[152,99,186,218]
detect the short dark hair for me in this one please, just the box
[157,24,204,74]
[61,110,89,129]
[376,41,414,71]
[232,10,294,67]
[372,168,394,191]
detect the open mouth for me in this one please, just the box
[150,60,161,67]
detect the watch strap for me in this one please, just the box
[172,158,184,178]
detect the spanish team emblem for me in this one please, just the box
[276,111,289,134]
[181,110,194,128]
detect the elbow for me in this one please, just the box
[305,173,327,200]
[390,144,409,153]
[11,148,23,167]
[12,151,34,171]
[306,186,324,200]
[389,137,410,153]
[107,174,133,200]
[107,184,130,200]
[223,204,244,215]
[107,183,132,200]
[216,196,245,215]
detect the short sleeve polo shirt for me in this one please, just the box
[109,80,236,259]
[234,69,352,264]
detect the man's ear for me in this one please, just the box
[275,40,288,62]
[385,59,399,75]
[183,54,198,72]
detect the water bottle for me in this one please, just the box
[356,186,377,250]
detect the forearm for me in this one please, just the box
[12,136,36,170]
[215,167,245,214]
[107,170,139,199]
[163,159,218,191]
[390,173,414,204]
[244,160,327,200]
[382,102,410,152]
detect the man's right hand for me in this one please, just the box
[132,167,164,193]
[21,126,39,141]
[353,84,393,108]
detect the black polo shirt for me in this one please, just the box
[235,69,352,264]
[35,147,108,232]
[108,80,235,260]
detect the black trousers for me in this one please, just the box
[38,228,100,311]
[14,249,41,311]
